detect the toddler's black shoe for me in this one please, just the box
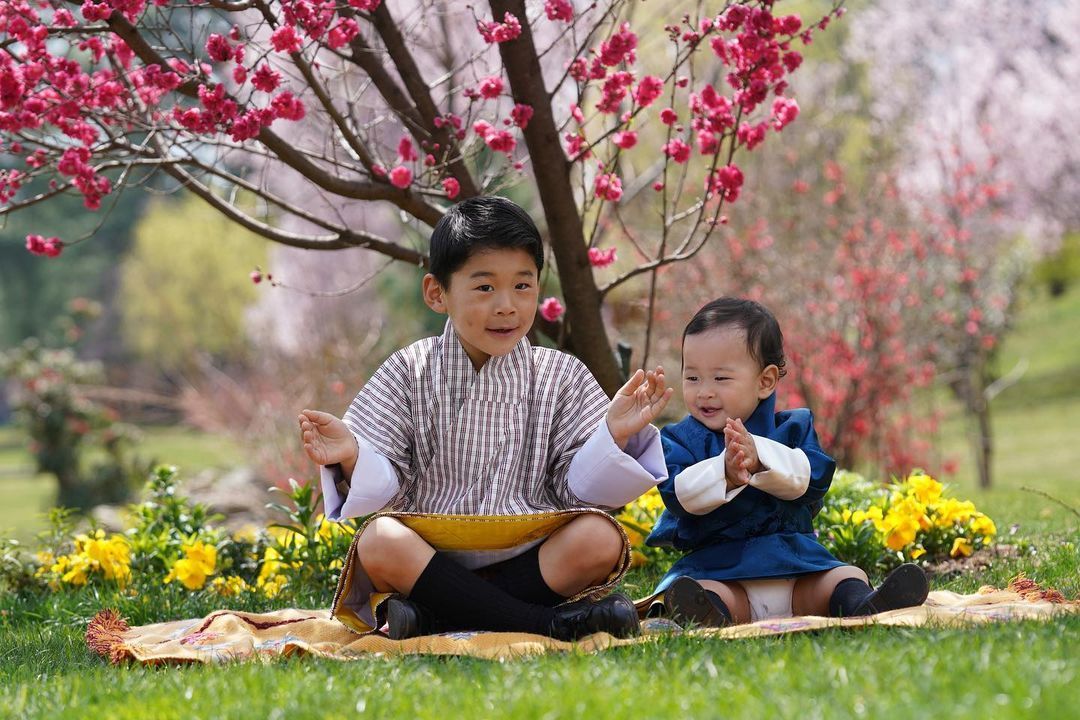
[548,593,640,640]
[384,597,437,639]
[854,563,929,615]
[664,575,732,628]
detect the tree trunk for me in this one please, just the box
[491,0,624,396]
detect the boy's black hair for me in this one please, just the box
[428,196,545,287]
[683,297,788,378]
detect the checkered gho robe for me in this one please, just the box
[342,320,612,515]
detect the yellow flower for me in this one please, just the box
[636,488,665,514]
[935,498,976,527]
[53,554,90,587]
[165,557,211,590]
[910,547,927,560]
[260,573,288,599]
[950,537,974,558]
[970,514,996,538]
[841,509,852,523]
[884,516,919,551]
[905,472,943,505]
[210,575,251,597]
[182,541,217,574]
[258,546,284,586]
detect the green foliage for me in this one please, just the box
[265,478,359,589]
[118,193,266,371]
[0,338,147,509]
[1031,231,1080,297]
[0,177,146,349]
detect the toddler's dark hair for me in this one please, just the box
[683,297,787,378]
[428,196,544,287]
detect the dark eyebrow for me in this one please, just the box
[468,270,537,279]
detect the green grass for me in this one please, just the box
[2,289,1079,719]
[0,425,242,544]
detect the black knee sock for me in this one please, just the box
[480,545,567,607]
[409,552,557,633]
[828,577,874,617]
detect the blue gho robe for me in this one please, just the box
[646,392,844,592]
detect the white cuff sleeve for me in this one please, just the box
[319,433,401,521]
[566,421,665,508]
[673,452,747,515]
[747,434,810,500]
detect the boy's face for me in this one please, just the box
[422,247,539,370]
[681,326,778,432]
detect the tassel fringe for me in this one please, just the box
[86,609,131,664]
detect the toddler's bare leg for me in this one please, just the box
[354,516,436,594]
[791,566,868,616]
[696,579,752,624]
[538,514,625,597]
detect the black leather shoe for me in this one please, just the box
[854,563,930,615]
[665,576,731,628]
[548,593,640,640]
[384,597,436,639]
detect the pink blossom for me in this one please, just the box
[596,71,635,114]
[347,0,381,10]
[398,136,418,162]
[25,234,62,258]
[484,130,516,154]
[442,177,460,199]
[252,64,282,92]
[544,0,574,22]
[539,297,565,322]
[613,131,637,149]
[599,23,637,67]
[271,92,305,121]
[371,164,387,178]
[770,97,799,130]
[737,122,767,149]
[570,103,585,124]
[270,26,302,54]
[663,138,691,163]
[588,247,617,268]
[660,108,678,125]
[633,76,664,108]
[594,173,623,202]
[388,165,412,189]
[479,76,504,99]
[206,34,233,63]
[511,104,533,129]
[477,12,522,44]
[328,19,360,49]
[709,163,744,201]
[250,270,263,284]
[652,181,664,192]
[564,132,589,160]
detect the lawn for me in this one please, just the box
[0,425,243,544]
[1,287,1078,720]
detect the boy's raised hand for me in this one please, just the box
[298,409,359,467]
[606,367,674,449]
[723,418,761,488]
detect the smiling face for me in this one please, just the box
[681,326,778,431]
[422,247,540,370]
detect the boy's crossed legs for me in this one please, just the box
[356,514,640,640]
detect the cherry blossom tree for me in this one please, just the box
[0,0,843,394]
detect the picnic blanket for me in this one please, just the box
[86,576,1078,665]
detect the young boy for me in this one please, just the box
[299,196,673,640]
[646,297,928,626]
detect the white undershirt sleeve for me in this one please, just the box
[673,453,748,515]
[747,434,811,500]
[566,421,666,508]
[319,433,401,521]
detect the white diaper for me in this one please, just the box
[740,577,797,621]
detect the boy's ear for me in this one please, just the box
[422,273,448,314]
[758,365,780,398]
